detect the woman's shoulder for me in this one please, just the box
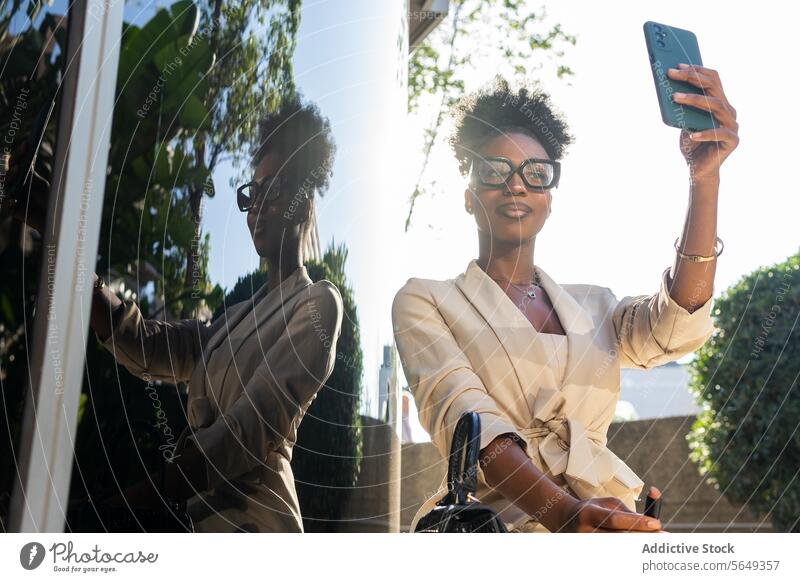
[301,280,344,327]
[304,278,343,308]
[391,276,462,327]
[393,274,456,302]
[283,280,343,334]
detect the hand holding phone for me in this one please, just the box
[644,21,719,132]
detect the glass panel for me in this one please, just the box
[60,0,408,533]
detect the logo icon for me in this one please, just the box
[19,542,46,570]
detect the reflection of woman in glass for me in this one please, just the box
[91,96,343,532]
[393,73,738,532]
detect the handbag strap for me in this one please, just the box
[442,412,481,506]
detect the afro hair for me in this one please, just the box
[251,93,336,197]
[449,75,574,176]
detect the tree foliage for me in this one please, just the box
[105,0,301,319]
[687,251,800,532]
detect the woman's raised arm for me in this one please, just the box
[91,273,234,384]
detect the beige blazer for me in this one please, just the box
[392,259,716,532]
[100,265,343,532]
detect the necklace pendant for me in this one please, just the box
[527,289,536,299]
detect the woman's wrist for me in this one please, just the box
[480,434,581,531]
[690,172,720,192]
[516,481,579,532]
[544,492,581,532]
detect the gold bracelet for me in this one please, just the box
[674,236,724,263]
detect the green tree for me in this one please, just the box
[405,0,576,229]
[178,0,301,317]
[105,0,301,319]
[687,252,800,532]
[105,0,219,317]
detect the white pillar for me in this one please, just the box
[8,0,125,532]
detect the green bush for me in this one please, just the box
[687,251,800,532]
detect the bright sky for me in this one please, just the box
[199,1,800,413]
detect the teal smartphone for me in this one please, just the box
[643,21,718,131]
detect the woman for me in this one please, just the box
[92,96,344,532]
[393,71,738,533]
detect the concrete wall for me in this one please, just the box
[401,441,447,531]
[400,415,775,532]
[338,415,401,532]
[607,415,773,532]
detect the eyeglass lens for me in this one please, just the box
[239,177,280,211]
[476,159,555,188]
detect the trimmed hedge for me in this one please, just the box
[688,251,799,532]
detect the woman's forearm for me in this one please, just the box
[669,176,719,313]
[90,274,124,341]
[480,434,577,532]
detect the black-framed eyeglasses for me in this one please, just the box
[236,174,283,212]
[469,156,560,190]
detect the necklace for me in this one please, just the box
[491,268,542,300]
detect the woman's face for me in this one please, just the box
[465,131,553,245]
[247,151,309,257]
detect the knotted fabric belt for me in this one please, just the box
[520,415,614,488]
[515,387,641,490]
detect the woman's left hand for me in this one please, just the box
[668,63,739,184]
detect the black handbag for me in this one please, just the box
[67,420,194,532]
[414,412,508,532]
